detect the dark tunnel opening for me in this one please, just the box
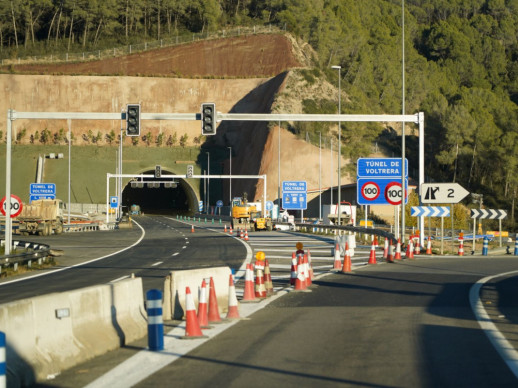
[121,173,190,215]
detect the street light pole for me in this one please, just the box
[330,138,333,210]
[278,120,281,215]
[401,0,406,244]
[206,151,210,215]
[319,131,321,221]
[331,65,342,225]
[228,146,232,215]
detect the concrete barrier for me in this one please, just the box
[163,267,231,320]
[0,277,147,385]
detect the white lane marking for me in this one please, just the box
[0,220,146,286]
[171,252,179,257]
[110,275,129,283]
[470,270,518,379]
[151,261,163,267]
[182,246,187,249]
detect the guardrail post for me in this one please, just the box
[146,289,164,351]
[0,331,5,388]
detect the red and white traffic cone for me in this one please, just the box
[373,235,379,248]
[294,255,308,291]
[244,229,249,241]
[382,239,389,260]
[394,239,402,260]
[226,274,240,319]
[387,242,394,263]
[255,264,267,298]
[208,277,222,323]
[264,259,274,295]
[459,238,465,256]
[240,228,244,239]
[426,237,432,255]
[407,240,414,259]
[368,241,377,264]
[304,254,311,286]
[242,264,256,302]
[229,225,233,235]
[333,243,342,270]
[224,225,227,233]
[197,279,209,328]
[415,240,421,255]
[290,252,298,285]
[183,287,205,338]
[191,225,195,233]
[341,242,352,273]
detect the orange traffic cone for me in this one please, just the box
[183,287,205,338]
[415,240,421,255]
[197,279,209,328]
[341,242,352,273]
[290,252,298,285]
[394,239,402,260]
[294,255,308,291]
[224,225,227,233]
[407,240,414,259]
[242,264,256,302]
[264,259,274,295]
[459,238,465,256]
[304,254,311,286]
[226,274,240,319]
[208,277,222,323]
[373,235,379,247]
[333,243,342,270]
[244,229,249,241]
[229,226,233,235]
[426,237,432,255]
[368,241,377,264]
[240,229,244,239]
[307,250,314,280]
[255,265,267,298]
[191,225,195,233]
[387,242,394,263]
[382,239,388,260]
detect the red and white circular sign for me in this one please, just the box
[384,182,407,206]
[361,181,380,201]
[0,194,23,218]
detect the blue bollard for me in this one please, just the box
[0,331,5,387]
[146,289,164,351]
[482,237,489,256]
[514,238,518,256]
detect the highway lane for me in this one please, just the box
[0,215,247,303]
[130,256,518,387]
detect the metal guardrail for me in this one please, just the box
[0,240,51,274]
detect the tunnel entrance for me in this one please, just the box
[121,170,192,215]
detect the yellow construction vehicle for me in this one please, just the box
[231,193,272,231]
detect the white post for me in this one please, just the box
[4,110,13,255]
[228,146,232,216]
[319,131,321,221]
[67,119,72,224]
[106,174,110,224]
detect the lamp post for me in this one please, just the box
[278,120,281,214]
[206,152,210,215]
[228,146,232,215]
[318,131,322,221]
[331,65,342,225]
[330,137,333,210]
[401,0,406,244]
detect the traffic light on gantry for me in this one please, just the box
[126,104,141,136]
[201,103,216,135]
[155,165,162,178]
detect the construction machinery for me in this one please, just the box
[17,199,64,236]
[231,193,272,232]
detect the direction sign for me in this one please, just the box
[282,181,307,210]
[30,183,56,196]
[265,201,274,211]
[421,183,469,204]
[470,209,507,219]
[30,194,54,202]
[110,196,118,209]
[411,206,450,217]
[216,200,223,207]
[357,158,408,178]
[357,178,408,205]
[0,194,23,218]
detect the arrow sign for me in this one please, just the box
[470,209,507,219]
[411,206,450,217]
[421,183,469,204]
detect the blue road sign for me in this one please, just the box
[30,183,56,196]
[30,194,55,202]
[110,196,119,209]
[357,158,408,178]
[282,181,307,210]
[357,178,408,206]
[411,206,450,217]
[216,200,223,207]
[265,201,274,211]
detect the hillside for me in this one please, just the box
[0,32,352,207]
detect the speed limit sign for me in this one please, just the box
[384,182,406,206]
[360,181,380,201]
[0,194,23,218]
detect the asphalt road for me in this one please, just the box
[0,215,246,303]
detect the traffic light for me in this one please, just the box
[155,165,162,178]
[126,104,141,136]
[201,103,216,135]
[187,165,194,178]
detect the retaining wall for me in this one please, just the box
[0,277,147,386]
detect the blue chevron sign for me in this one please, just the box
[411,206,450,217]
